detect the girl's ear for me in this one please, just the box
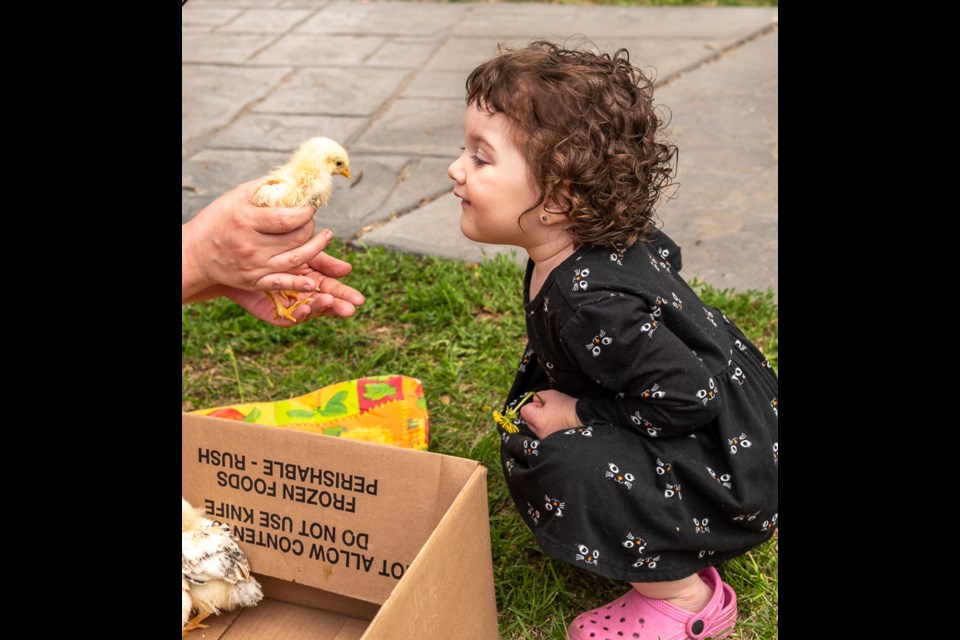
[541,194,570,224]
[540,209,566,225]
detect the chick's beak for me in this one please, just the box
[339,166,351,179]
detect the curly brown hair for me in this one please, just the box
[465,41,677,249]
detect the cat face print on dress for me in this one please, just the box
[586,329,612,357]
[563,426,594,437]
[639,316,659,339]
[641,384,665,400]
[762,513,778,531]
[696,378,719,406]
[730,367,746,385]
[621,532,647,553]
[522,439,540,456]
[605,463,635,489]
[633,554,660,569]
[655,458,672,476]
[693,518,711,534]
[575,544,600,566]
[544,494,566,517]
[706,466,732,489]
[728,432,752,454]
[762,514,778,531]
[704,308,718,327]
[657,246,672,272]
[664,480,682,500]
[631,412,661,437]
[572,267,591,291]
[526,502,540,526]
[518,348,534,373]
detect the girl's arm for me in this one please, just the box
[561,294,724,438]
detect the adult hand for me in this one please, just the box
[185,250,366,326]
[520,389,581,438]
[181,178,336,301]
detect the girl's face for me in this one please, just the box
[448,104,544,248]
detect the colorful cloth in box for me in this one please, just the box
[193,375,429,450]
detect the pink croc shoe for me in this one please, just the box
[567,566,737,640]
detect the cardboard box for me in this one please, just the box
[182,412,500,639]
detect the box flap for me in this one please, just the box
[182,413,480,605]
[363,466,500,640]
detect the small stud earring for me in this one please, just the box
[541,215,549,222]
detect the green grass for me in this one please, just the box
[182,241,778,639]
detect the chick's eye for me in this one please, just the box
[336,161,343,166]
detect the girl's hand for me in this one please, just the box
[520,389,581,439]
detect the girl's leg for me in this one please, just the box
[630,572,713,613]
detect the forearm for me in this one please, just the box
[182,222,212,303]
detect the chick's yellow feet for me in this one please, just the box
[265,290,313,323]
[182,612,210,637]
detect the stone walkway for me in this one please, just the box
[182,0,777,293]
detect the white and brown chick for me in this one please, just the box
[181,497,263,636]
[250,137,352,322]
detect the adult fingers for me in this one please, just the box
[251,203,317,234]
[255,272,322,293]
[307,248,353,278]
[268,229,333,272]
[316,275,365,306]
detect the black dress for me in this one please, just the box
[499,230,778,582]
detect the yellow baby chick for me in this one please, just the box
[181,497,263,637]
[250,137,352,322]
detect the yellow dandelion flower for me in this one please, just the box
[492,391,543,435]
[493,410,519,434]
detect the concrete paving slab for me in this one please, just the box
[571,6,776,40]
[400,70,465,100]
[217,8,314,34]
[424,37,531,72]
[351,98,464,156]
[182,25,214,34]
[277,0,329,7]
[182,64,291,156]
[376,156,459,222]
[452,3,579,37]
[182,148,289,200]
[182,32,278,64]
[297,2,465,36]
[252,66,408,115]
[207,113,368,151]
[192,0,283,6]
[182,6,243,27]
[249,33,385,66]
[656,29,777,293]
[312,154,409,237]
[364,39,441,69]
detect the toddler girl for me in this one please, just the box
[448,42,778,639]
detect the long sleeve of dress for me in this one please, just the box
[563,293,723,438]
